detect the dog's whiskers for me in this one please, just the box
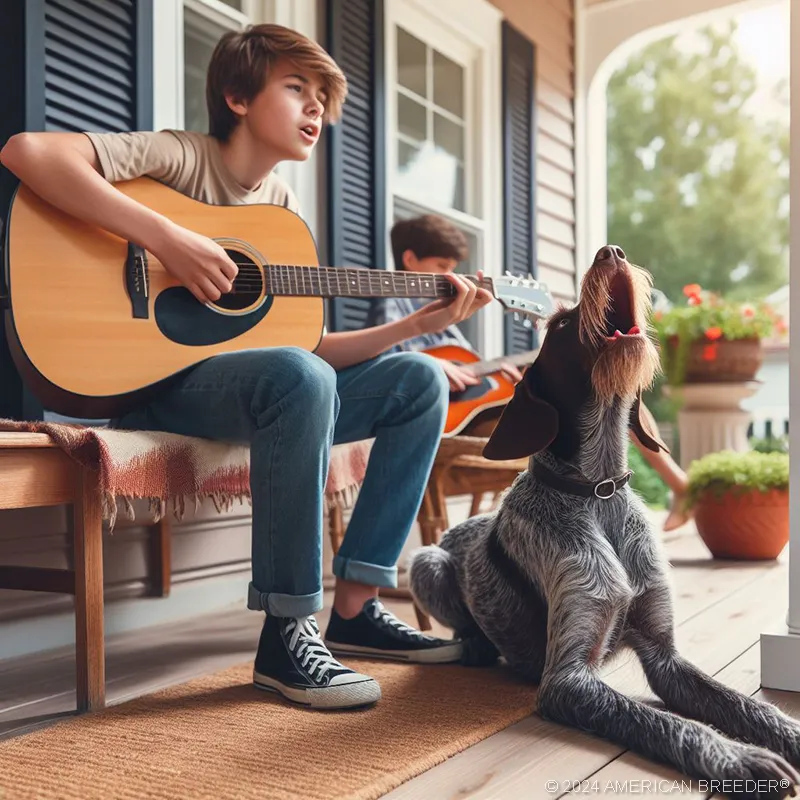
[578,268,612,349]
[592,340,660,405]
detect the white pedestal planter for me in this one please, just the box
[663,382,760,470]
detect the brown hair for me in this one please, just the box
[206,23,348,142]
[390,215,469,270]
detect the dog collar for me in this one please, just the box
[531,459,632,500]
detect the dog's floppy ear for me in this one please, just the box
[629,391,670,453]
[483,365,559,461]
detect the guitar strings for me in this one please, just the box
[222,264,494,297]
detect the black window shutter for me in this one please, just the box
[0,0,153,420]
[40,0,153,133]
[501,21,538,355]
[325,0,386,332]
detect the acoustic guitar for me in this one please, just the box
[2,177,554,419]
[422,343,539,437]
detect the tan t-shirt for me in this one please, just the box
[83,129,328,335]
[84,129,301,213]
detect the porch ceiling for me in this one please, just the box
[579,0,782,87]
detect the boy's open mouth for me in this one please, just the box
[300,124,318,142]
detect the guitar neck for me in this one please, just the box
[467,349,539,377]
[261,265,492,299]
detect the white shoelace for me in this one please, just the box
[285,616,343,681]
[370,601,427,641]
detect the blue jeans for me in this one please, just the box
[113,347,449,618]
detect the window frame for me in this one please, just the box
[384,0,504,357]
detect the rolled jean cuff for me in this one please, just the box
[247,583,324,618]
[332,555,398,589]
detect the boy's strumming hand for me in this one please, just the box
[151,224,240,304]
[439,360,481,392]
[407,270,493,337]
[499,362,524,384]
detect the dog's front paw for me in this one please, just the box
[723,742,800,799]
[780,719,800,770]
[757,711,800,771]
[460,634,500,667]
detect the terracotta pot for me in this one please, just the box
[693,487,789,560]
[666,336,763,384]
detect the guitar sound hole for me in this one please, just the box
[214,249,264,311]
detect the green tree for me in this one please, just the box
[606,21,789,304]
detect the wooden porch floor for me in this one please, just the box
[0,513,796,799]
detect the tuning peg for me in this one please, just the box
[513,312,521,322]
[523,317,533,329]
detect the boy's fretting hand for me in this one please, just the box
[407,270,493,337]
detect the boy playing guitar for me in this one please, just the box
[1,24,493,710]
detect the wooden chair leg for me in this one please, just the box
[413,600,431,632]
[410,486,435,632]
[73,466,105,712]
[149,514,172,597]
[428,467,450,545]
[469,492,483,517]
[328,503,344,554]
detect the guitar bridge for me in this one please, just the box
[125,243,149,319]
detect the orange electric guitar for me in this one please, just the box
[422,343,540,437]
[2,177,554,419]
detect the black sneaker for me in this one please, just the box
[253,614,381,709]
[324,597,463,664]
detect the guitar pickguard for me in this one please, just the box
[154,287,275,346]
[449,377,498,403]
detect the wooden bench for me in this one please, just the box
[0,430,363,713]
[0,431,172,712]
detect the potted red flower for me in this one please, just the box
[652,284,786,386]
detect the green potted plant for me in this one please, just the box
[651,284,785,386]
[686,450,789,560]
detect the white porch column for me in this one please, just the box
[760,0,800,690]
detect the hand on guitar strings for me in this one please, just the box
[406,270,493,338]
[151,225,240,304]
[439,359,482,393]
[498,362,524,384]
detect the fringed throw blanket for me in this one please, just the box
[0,418,374,528]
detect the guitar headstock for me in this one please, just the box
[490,272,554,323]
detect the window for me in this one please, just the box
[183,0,252,134]
[386,0,503,355]
[395,29,467,212]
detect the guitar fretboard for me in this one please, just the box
[250,265,493,299]
[467,349,539,377]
